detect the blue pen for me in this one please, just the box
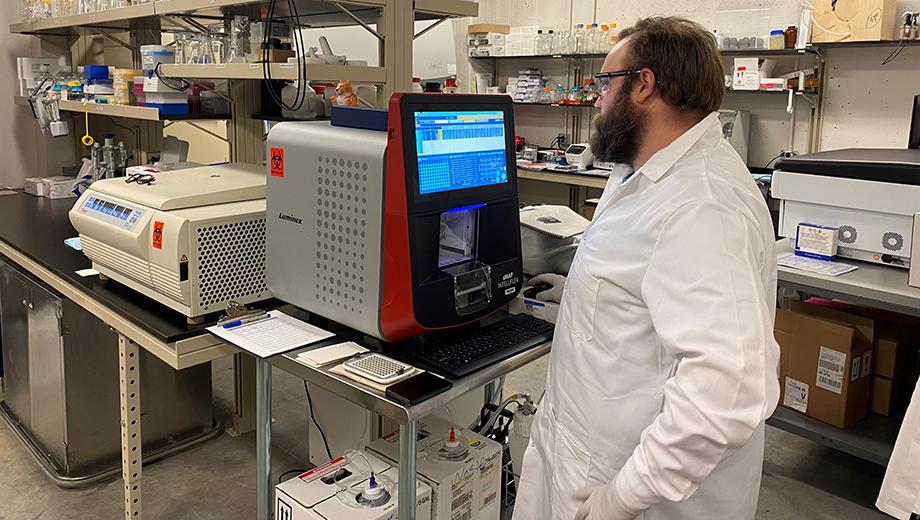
[222,313,271,329]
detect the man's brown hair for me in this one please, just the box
[619,17,724,115]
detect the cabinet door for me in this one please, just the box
[0,262,32,428]
[26,279,66,468]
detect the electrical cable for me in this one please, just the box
[153,62,191,92]
[262,0,308,112]
[764,154,784,169]
[881,12,915,66]
[305,381,334,461]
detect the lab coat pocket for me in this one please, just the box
[561,264,600,343]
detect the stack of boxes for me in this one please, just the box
[511,69,545,103]
[139,44,188,116]
[468,23,510,57]
[775,298,920,428]
[142,75,189,116]
[505,26,540,56]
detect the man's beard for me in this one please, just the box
[590,93,646,166]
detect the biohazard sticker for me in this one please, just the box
[152,221,164,250]
[270,147,285,177]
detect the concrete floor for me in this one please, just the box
[0,355,892,520]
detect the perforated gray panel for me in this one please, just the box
[196,217,267,311]
[313,155,371,316]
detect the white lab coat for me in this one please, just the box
[877,378,920,519]
[512,113,781,520]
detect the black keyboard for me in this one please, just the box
[413,314,555,379]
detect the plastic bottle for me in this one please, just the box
[535,30,549,55]
[573,24,586,55]
[589,23,601,52]
[609,23,619,46]
[769,30,784,50]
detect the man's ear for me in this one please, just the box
[633,68,657,105]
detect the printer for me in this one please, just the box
[267,94,524,342]
[69,164,271,320]
[773,149,920,268]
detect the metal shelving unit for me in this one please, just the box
[767,407,901,466]
[10,3,156,33]
[158,62,387,83]
[14,96,229,121]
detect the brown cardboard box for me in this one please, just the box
[810,0,898,43]
[871,376,894,416]
[775,304,873,428]
[875,332,899,379]
[467,23,511,34]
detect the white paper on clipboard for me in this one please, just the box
[207,310,334,358]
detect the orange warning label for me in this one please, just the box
[153,221,164,250]
[270,147,285,177]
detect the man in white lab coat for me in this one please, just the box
[878,379,920,519]
[512,17,781,520]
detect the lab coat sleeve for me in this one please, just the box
[614,199,778,512]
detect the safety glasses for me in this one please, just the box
[594,69,642,98]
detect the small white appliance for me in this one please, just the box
[564,143,594,169]
[68,164,270,320]
[773,149,920,269]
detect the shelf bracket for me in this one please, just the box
[332,2,383,40]
[178,16,212,35]
[164,120,230,143]
[90,29,133,52]
[414,17,448,40]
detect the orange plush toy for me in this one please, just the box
[332,80,359,107]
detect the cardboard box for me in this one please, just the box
[367,416,502,520]
[775,301,873,428]
[871,376,894,416]
[810,0,898,43]
[275,454,432,520]
[467,23,511,35]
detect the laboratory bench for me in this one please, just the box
[0,191,257,497]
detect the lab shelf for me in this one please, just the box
[158,62,387,83]
[809,39,920,49]
[767,407,901,466]
[10,3,157,34]
[12,0,477,34]
[470,48,821,61]
[513,102,596,108]
[15,96,230,121]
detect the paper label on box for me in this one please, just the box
[816,346,846,394]
[851,355,861,382]
[479,452,500,511]
[861,351,872,378]
[783,377,809,413]
[523,298,546,320]
[796,223,838,257]
[450,469,475,520]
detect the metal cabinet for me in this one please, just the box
[0,259,217,486]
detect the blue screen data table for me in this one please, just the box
[414,111,509,195]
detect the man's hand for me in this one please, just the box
[573,484,640,520]
[527,273,566,303]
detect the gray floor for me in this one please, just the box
[0,355,892,519]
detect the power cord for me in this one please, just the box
[304,381,333,461]
[262,0,309,112]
